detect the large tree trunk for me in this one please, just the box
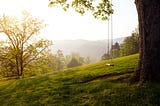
[132,0,160,83]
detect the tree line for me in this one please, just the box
[46,50,91,71]
[0,12,91,78]
[101,29,139,60]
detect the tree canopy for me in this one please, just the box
[49,0,113,20]
[0,11,52,77]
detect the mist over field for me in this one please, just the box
[52,37,124,61]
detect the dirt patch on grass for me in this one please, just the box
[80,71,134,84]
[95,71,134,81]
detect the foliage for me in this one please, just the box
[105,29,139,59]
[101,53,110,60]
[49,0,113,20]
[111,42,120,51]
[55,49,66,70]
[84,56,91,64]
[101,28,139,61]
[111,49,120,58]
[120,29,139,56]
[110,42,120,58]
[67,57,81,68]
[2,54,160,105]
[0,11,52,77]
[66,52,91,68]
[24,53,56,76]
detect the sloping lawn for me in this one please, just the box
[0,54,160,106]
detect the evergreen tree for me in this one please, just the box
[111,42,120,58]
[67,58,80,68]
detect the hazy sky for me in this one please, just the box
[0,0,138,40]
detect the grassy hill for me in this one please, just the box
[0,54,160,106]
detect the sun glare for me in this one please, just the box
[0,0,138,41]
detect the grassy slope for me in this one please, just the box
[0,54,160,106]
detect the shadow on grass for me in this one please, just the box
[0,75,160,105]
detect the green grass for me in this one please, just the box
[0,54,160,106]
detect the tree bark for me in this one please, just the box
[132,0,160,83]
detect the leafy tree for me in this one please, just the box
[55,49,66,70]
[49,0,160,83]
[120,30,139,56]
[0,11,52,77]
[45,53,59,71]
[27,53,57,76]
[0,43,16,77]
[49,0,113,20]
[131,29,139,54]
[0,56,16,77]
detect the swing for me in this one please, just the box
[106,6,114,67]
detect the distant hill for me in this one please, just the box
[52,37,125,61]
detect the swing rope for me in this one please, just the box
[110,6,113,60]
[108,18,110,55]
[106,0,114,66]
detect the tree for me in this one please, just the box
[111,42,120,51]
[84,56,91,64]
[111,42,120,58]
[0,11,52,77]
[27,53,57,76]
[119,31,139,56]
[101,53,110,60]
[111,49,120,58]
[130,0,160,83]
[55,49,66,70]
[44,53,59,71]
[49,0,160,83]
[49,0,113,20]
[65,52,85,68]
[131,29,139,54]
[67,57,80,68]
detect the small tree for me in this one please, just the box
[67,57,80,68]
[0,11,52,77]
[55,49,66,70]
[65,52,86,68]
